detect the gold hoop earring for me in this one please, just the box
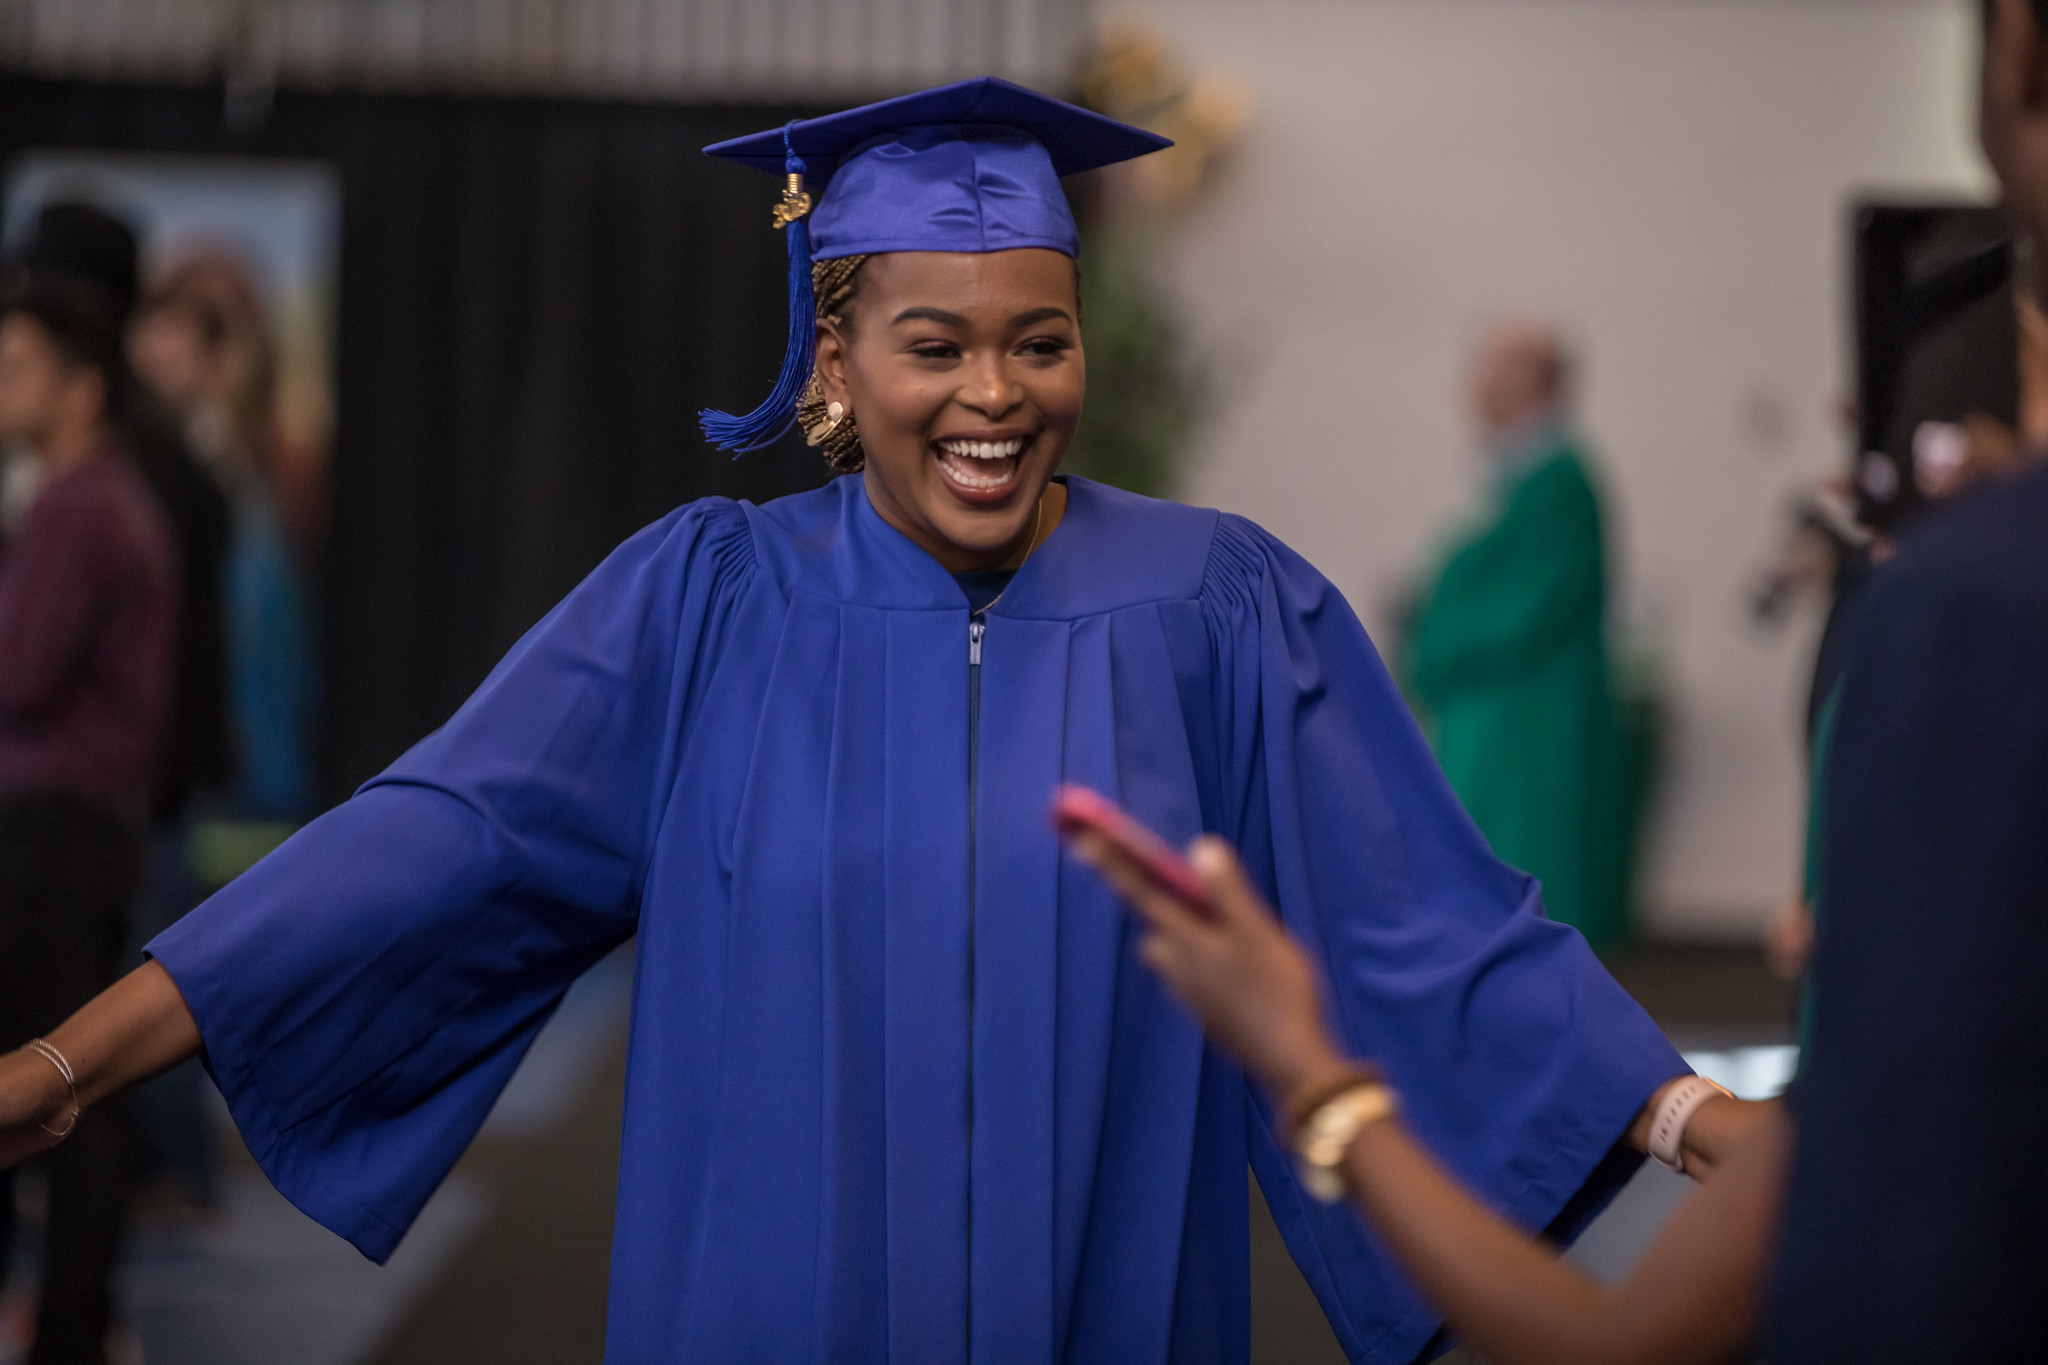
[807,400,847,448]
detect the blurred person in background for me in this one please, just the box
[1763,277,2048,987]
[10,207,232,837]
[0,268,176,1365]
[1406,324,1633,950]
[131,253,319,825]
[1752,477,1867,984]
[12,208,234,1222]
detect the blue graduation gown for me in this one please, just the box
[150,475,1683,1365]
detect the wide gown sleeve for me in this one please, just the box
[148,500,757,1263]
[1203,516,1684,1365]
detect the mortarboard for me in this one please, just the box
[698,78,1171,454]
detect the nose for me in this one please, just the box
[956,351,1024,422]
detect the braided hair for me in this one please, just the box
[797,254,873,473]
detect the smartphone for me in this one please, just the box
[1051,785,1213,915]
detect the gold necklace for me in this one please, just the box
[978,495,1047,618]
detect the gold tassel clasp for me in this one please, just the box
[771,172,813,229]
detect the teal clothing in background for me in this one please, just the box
[222,476,317,820]
[1794,684,1841,1058]
[1410,436,1635,950]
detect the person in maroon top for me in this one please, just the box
[0,270,176,1365]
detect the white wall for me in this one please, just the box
[1147,0,1989,937]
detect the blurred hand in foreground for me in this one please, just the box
[1067,832,1353,1115]
[1763,893,1815,983]
[1072,825,1774,1180]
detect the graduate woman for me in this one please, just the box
[0,82,1752,1363]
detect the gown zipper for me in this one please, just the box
[965,609,986,1353]
[960,502,1042,1356]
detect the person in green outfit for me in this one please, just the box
[1406,322,1633,949]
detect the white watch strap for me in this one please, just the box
[1647,1075,1727,1174]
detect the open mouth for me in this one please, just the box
[934,435,1029,500]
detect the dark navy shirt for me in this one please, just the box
[1772,461,2048,1361]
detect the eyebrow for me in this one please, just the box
[892,306,968,327]
[889,305,1076,328]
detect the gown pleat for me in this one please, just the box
[877,604,974,1359]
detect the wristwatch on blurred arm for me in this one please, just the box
[1289,1076,1400,1203]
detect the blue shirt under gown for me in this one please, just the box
[148,474,1685,1365]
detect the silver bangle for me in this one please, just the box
[24,1038,80,1141]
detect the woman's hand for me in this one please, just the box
[1068,832,1353,1115]
[1762,893,1813,982]
[0,961,203,1172]
[0,1046,80,1169]
[1673,1094,1779,1180]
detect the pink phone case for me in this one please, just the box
[1051,785,1213,914]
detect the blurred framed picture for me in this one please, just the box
[4,150,340,547]
[5,151,342,830]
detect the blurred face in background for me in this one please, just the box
[1470,323,1566,442]
[128,301,216,414]
[130,258,274,475]
[0,313,98,454]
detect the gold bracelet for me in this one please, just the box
[1293,1080,1399,1203]
[23,1039,80,1141]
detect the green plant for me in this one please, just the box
[1062,232,1205,499]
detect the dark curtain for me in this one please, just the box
[0,76,833,801]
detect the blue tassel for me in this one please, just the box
[700,128,817,455]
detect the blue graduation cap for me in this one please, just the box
[698,77,1172,453]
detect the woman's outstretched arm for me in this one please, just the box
[0,961,202,1167]
[1070,831,1787,1365]
[1339,1086,1786,1365]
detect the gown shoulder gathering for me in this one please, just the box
[150,475,1684,1365]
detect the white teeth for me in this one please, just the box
[936,437,1025,461]
[941,457,1015,490]
[934,436,1027,493]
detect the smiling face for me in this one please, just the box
[812,248,1084,572]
